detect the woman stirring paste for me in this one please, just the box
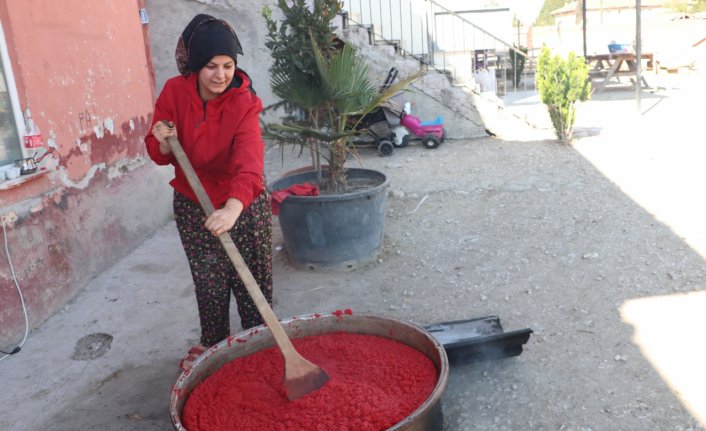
[145,14,272,371]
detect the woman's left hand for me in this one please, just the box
[205,198,244,236]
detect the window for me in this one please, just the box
[0,18,25,168]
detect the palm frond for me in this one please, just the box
[313,37,377,115]
[359,72,422,114]
[264,122,355,143]
[310,34,423,128]
[270,69,326,111]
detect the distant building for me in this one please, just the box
[529,0,704,64]
[552,0,671,29]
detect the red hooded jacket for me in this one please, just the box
[145,70,264,210]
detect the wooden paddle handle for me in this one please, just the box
[165,133,298,356]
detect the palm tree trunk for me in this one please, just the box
[326,138,348,193]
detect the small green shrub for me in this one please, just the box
[536,46,591,144]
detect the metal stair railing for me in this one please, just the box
[341,0,533,98]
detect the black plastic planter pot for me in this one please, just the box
[270,168,390,271]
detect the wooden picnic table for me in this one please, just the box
[586,53,654,92]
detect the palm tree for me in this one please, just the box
[264,37,420,193]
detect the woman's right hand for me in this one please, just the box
[152,121,177,155]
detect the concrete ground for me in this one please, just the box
[2,70,706,430]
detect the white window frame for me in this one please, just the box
[0,17,29,169]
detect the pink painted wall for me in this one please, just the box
[5,1,154,176]
[0,1,172,345]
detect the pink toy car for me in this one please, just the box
[397,113,446,149]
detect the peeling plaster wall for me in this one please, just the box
[0,1,172,344]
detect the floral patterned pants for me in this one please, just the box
[173,190,273,347]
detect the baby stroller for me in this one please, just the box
[350,68,404,157]
[352,68,447,154]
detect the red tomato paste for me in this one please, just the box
[182,332,438,430]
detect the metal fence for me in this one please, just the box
[341,0,534,97]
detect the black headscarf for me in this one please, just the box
[175,14,243,76]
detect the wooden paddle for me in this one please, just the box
[164,125,328,401]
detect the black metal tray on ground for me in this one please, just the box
[423,316,532,366]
